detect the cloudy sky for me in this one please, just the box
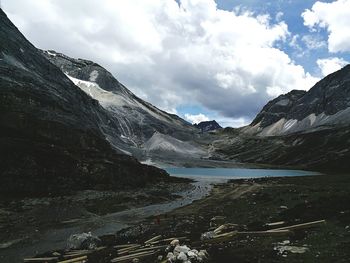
[3,0,350,127]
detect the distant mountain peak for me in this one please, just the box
[245,64,350,136]
[194,120,222,132]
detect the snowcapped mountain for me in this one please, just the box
[0,9,170,195]
[42,50,198,155]
[194,120,222,132]
[243,65,350,136]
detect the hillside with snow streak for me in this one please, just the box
[42,50,199,156]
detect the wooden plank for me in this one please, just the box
[131,245,168,254]
[213,223,238,234]
[57,256,87,263]
[65,250,89,255]
[111,250,158,262]
[114,244,140,249]
[144,235,162,244]
[63,252,91,259]
[266,221,285,227]
[200,231,238,245]
[24,257,58,262]
[270,220,326,231]
[150,236,187,244]
[117,244,142,254]
[237,230,291,236]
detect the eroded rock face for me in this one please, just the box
[251,90,307,128]
[42,50,197,150]
[213,126,350,171]
[194,120,222,132]
[249,65,350,136]
[0,9,169,196]
[212,65,350,171]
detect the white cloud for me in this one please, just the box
[301,35,326,50]
[316,57,349,76]
[302,0,350,53]
[215,116,250,128]
[275,12,284,22]
[3,0,319,120]
[184,113,209,124]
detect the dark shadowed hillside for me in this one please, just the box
[0,9,170,196]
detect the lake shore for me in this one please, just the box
[112,173,350,262]
[2,172,350,262]
[0,179,209,262]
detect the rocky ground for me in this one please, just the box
[0,180,194,262]
[14,173,350,263]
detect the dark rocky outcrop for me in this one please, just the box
[0,9,169,196]
[251,90,306,127]
[251,65,350,129]
[194,120,222,132]
[214,126,350,172]
[213,65,350,171]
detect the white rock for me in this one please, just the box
[174,245,190,255]
[167,252,175,260]
[198,250,208,259]
[170,239,180,246]
[191,249,199,254]
[177,251,188,261]
[187,250,197,258]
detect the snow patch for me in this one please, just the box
[89,70,99,82]
[46,50,56,57]
[276,99,290,106]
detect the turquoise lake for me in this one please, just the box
[165,167,321,181]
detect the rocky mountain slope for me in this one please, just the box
[42,50,198,153]
[242,66,350,136]
[212,66,350,171]
[0,9,171,196]
[194,120,222,132]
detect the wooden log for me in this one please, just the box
[150,236,187,244]
[24,257,58,262]
[200,231,238,245]
[213,223,239,234]
[117,244,142,254]
[269,220,326,231]
[266,221,285,227]
[65,250,89,255]
[131,245,168,254]
[57,256,87,263]
[144,235,162,244]
[237,230,291,236]
[114,244,140,249]
[111,250,158,262]
[63,252,91,259]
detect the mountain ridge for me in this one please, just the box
[242,65,350,136]
[42,50,198,152]
[212,65,350,171]
[0,9,171,196]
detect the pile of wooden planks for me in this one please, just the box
[198,219,326,245]
[110,235,188,263]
